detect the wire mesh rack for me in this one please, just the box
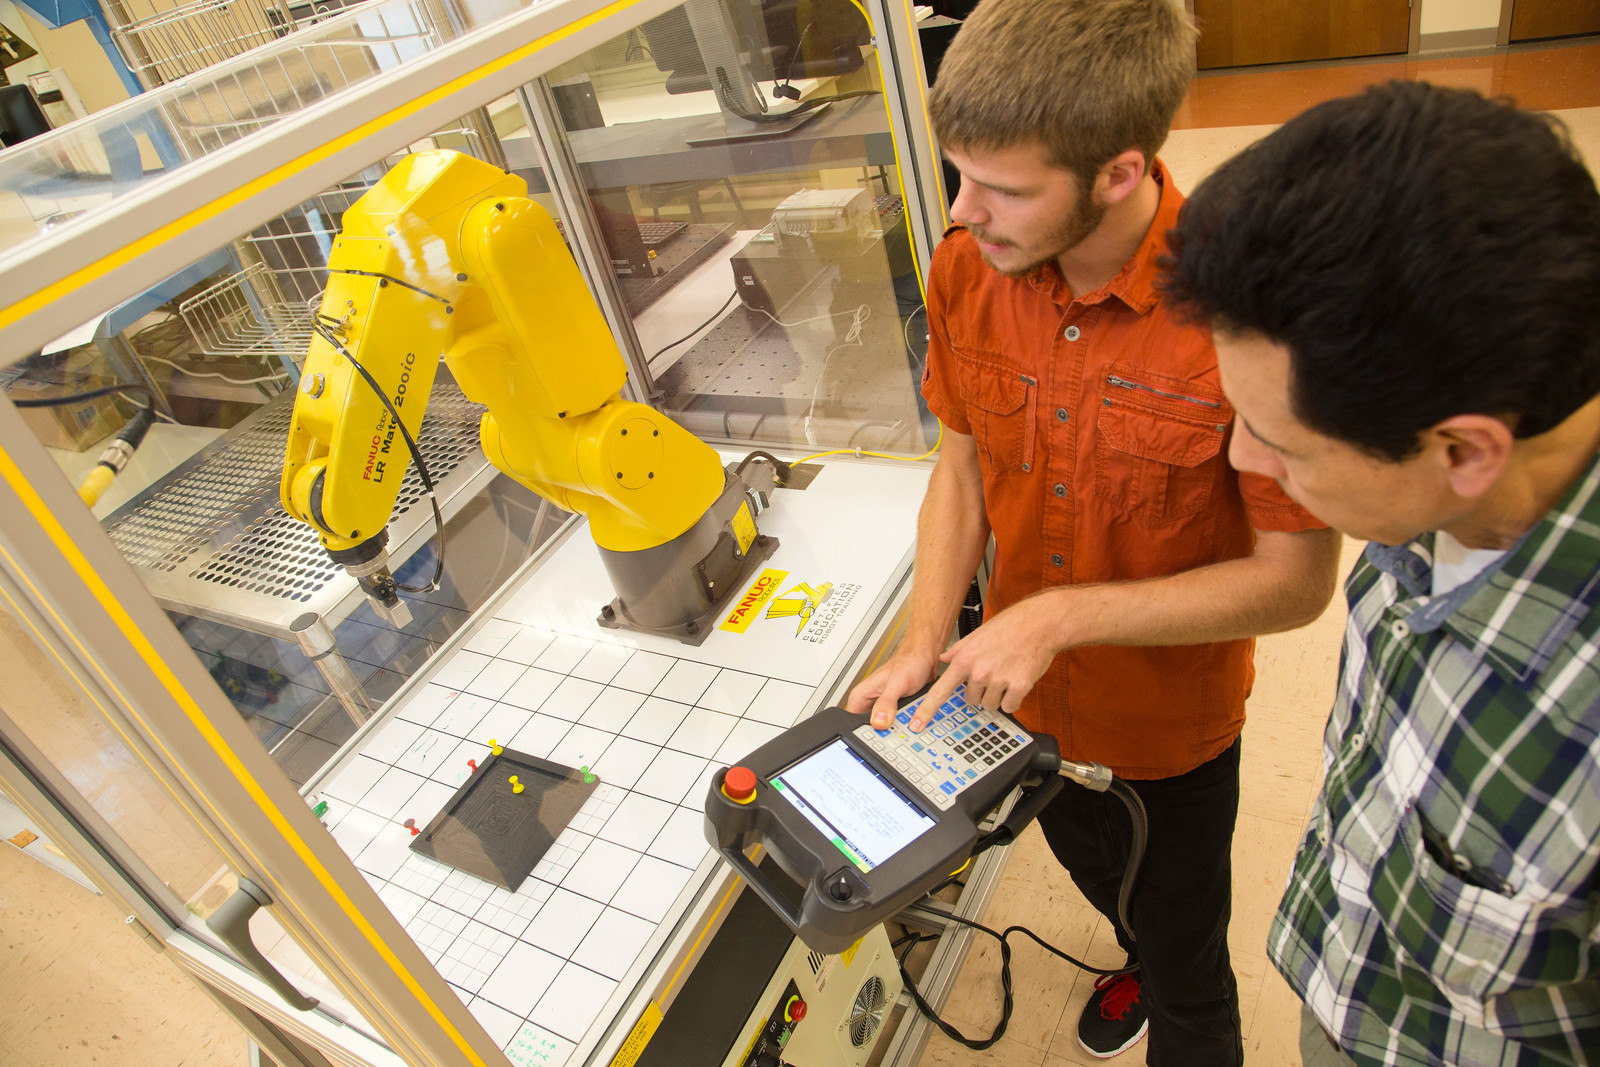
[109,0,308,87]
[242,180,372,303]
[101,0,522,373]
[178,261,316,359]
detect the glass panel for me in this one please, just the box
[4,102,568,787]
[0,601,380,1039]
[542,0,933,453]
[0,601,226,903]
[0,0,552,259]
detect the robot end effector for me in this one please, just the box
[281,150,782,639]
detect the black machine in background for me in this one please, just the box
[642,0,872,97]
[0,83,49,147]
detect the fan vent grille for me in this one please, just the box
[848,975,888,1047]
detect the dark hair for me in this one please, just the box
[1161,81,1600,461]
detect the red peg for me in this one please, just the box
[403,818,420,837]
[468,759,478,772]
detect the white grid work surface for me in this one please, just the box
[309,459,930,1067]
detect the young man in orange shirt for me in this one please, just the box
[847,0,1342,1061]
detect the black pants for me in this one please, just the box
[1035,738,1244,1067]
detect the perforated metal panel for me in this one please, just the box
[103,383,495,636]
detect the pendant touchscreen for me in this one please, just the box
[769,739,936,872]
[705,688,1060,953]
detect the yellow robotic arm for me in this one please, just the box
[281,150,781,641]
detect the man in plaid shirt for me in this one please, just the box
[1163,82,1600,1065]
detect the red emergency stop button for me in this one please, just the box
[785,995,807,1022]
[723,766,758,803]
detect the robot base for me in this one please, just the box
[596,469,781,646]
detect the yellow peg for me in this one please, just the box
[509,775,524,794]
[490,738,504,756]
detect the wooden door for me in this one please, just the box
[1195,0,1411,69]
[1510,0,1600,41]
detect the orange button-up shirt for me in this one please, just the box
[921,161,1323,779]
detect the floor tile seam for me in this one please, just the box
[1237,817,1315,841]
[1235,700,1337,726]
[1232,948,1273,1041]
[928,1003,1045,1053]
[1038,971,1086,1062]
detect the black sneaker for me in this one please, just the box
[1078,972,1148,1058]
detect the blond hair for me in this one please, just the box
[929,0,1196,183]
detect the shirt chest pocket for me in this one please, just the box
[1094,385,1227,525]
[953,348,1037,474]
[1367,806,1551,1011]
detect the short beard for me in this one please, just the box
[973,180,1107,279]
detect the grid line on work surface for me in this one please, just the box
[314,623,820,1065]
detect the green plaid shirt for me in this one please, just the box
[1268,452,1600,1066]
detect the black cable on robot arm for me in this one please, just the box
[310,322,445,595]
[324,269,453,307]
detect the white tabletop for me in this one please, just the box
[311,456,931,1066]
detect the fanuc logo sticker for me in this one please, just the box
[767,579,862,644]
[719,568,788,633]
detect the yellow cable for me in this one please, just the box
[794,420,942,465]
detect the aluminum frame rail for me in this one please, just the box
[0,0,683,364]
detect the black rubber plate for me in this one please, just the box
[408,748,597,891]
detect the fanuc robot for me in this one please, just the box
[280,150,781,642]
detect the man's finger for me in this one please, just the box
[846,680,879,717]
[870,689,902,730]
[911,669,960,732]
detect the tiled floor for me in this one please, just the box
[0,835,246,1067]
[2,36,1598,1067]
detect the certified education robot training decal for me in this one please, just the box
[718,570,862,643]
